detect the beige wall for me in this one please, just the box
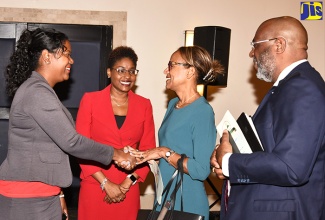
[1,0,324,209]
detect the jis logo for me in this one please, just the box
[300,2,323,20]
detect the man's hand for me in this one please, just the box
[210,130,233,179]
[216,130,233,166]
[211,146,226,180]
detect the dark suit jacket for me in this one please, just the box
[221,61,325,220]
[0,72,114,187]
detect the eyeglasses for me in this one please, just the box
[62,50,72,58]
[112,68,139,76]
[250,38,277,49]
[167,61,191,71]
[55,48,72,59]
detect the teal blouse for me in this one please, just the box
[157,96,217,219]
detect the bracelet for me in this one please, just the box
[100,178,108,191]
[59,194,65,198]
[167,152,176,164]
[120,185,130,191]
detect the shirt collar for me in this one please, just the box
[273,59,307,86]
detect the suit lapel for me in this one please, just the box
[252,62,305,120]
[118,91,135,133]
[98,87,139,142]
[253,86,276,120]
[99,86,121,137]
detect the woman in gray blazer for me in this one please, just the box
[0,28,136,220]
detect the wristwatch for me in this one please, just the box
[127,174,137,185]
[165,150,175,159]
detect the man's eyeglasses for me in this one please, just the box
[250,38,277,49]
[112,68,139,76]
[167,61,191,71]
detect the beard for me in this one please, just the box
[255,47,276,82]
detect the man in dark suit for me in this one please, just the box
[211,16,325,220]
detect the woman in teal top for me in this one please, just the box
[130,45,224,219]
[158,96,216,218]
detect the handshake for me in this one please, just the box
[112,146,152,170]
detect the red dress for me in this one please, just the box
[76,85,156,220]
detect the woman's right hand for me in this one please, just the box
[127,146,168,165]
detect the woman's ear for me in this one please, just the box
[107,68,111,78]
[186,66,196,79]
[41,49,51,64]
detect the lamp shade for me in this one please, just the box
[184,30,194,47]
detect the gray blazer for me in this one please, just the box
[0,72,113,187]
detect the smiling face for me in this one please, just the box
[54,40,74,82]
[40,40,74,87]
[163,51,190,91]
[107,57,137,94]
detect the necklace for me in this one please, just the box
[111,95,128,107]
[175,92,199,109]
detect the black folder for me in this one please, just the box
[228,131,241,154]
[236,113,264,152]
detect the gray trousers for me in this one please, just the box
[0,194,61,220]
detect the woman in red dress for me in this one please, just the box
[76,46,156,220]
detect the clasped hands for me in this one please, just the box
[113,144,158,172]
[102,178,131,204]
[113,148,138,170]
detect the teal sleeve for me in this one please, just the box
[187,106,216,180]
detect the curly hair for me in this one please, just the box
[5,28,68,97]
[177,46,224,84]
[107,46,138,69]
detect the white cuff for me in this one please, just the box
[222,153,232,177]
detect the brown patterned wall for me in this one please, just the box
[0,7,127,47]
